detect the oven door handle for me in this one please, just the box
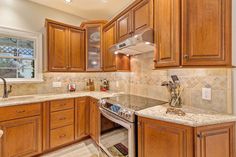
[99,107,133,129]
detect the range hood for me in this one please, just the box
[109,29,154,56]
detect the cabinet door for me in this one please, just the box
[195,123,235,157]
[138,117,193,157]
[103,22,117,71]
[0,116,42,157]
[86,24,103,71]
[75,97,89,140]
[154,0,180,67]
[48,23,69,71]
[182,0,231,66]
[69,28,85,72]
[89,98,100,144]
[132,0,153,34]
[117,11,133,42]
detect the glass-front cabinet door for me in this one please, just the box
[86,25,102,71]
[81,21,107,71]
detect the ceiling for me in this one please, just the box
[29,0,135,20]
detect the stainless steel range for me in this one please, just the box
[98,94,166,157]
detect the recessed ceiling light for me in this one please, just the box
[64,0,72,4]
[101,0,108,3]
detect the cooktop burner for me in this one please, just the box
[103,94,167,111]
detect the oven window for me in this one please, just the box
[100,115,129,157]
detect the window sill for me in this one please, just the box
[0,79,44,84]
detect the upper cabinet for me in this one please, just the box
[47,23,68,71]
[103,22,117,71]
[46,19,85,72]
[181,0,231,66]
[154,0,232,68]
[81,21,107,72]
[103,22,130,72]
[153,0,180,67]
[132,0,154,34]
[69,28,85,72]
[116,0,153,42]
[117,12,133,42]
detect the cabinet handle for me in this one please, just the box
[59,117,66,121]
[59,134,66,138]
[60,104,66,107]
[16,110,26,113]
[197,133,203,139]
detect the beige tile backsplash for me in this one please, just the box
[0,52,232,113]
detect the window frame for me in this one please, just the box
[0,26,43,83]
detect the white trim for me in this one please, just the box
[0,26,43,83]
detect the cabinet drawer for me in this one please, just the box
[0,103,41,122]
[50,99,74,112]
[50,125,74,148]
[50,109,74,129]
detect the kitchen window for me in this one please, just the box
[0,27,43,83]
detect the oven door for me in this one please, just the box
[99,107,135,157]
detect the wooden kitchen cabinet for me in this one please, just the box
[89,97,100,144]
[46,19,85,72]
[138,117,193,157]
[49,98,75,149]
[103,22,130,71]
[117,11,133,42]
[132,0,153,34]
[81,21,107,72]
[138,116,235,157]
[0,116,42,157]
[153,0,181,67]
[69,28,85,71]
[181,0,231,66]
[195,122,235,157]
[47,22,68,71]
[75,97,90,140]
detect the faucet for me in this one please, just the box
[0,77,12,98]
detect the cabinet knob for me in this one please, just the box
[184,54,189,60]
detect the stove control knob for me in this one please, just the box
[125,111,131,119]
[99,99,106,105]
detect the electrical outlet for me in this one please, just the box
[202,88,212,101]
[52,82,62,88]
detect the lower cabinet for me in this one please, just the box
[49,99,75,149]
[0,116,42,157]
[195,123,235,157]
[50,125,74,148]
[138,116,235,157]
[89,97,100,144]
[75,97,90,140]
[138,117,193,157]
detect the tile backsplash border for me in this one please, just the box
[0,52,233,114]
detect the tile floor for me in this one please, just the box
[41,139,108,157]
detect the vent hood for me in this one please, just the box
[109,29,154,56]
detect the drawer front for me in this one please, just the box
[0,103,41,122]
[50,109,74,129]
[50,125,74,148]
[50,99,74,112]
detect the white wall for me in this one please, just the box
[0,0,85,32]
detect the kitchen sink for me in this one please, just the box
[0,95,38,101]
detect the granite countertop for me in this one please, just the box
[136,104,236,127]
[0,91,120,107]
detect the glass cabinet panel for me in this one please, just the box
[86,25,102,71]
